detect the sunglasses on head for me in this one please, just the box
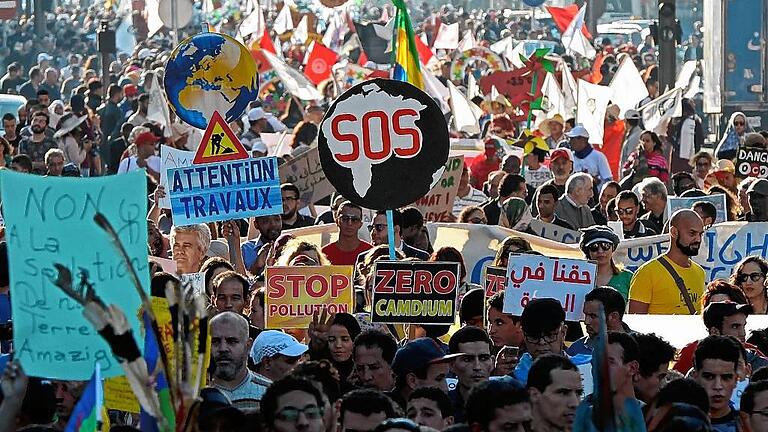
[588,242,613,252]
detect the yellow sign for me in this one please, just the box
[104,377,140,413]
[192,111,249,164]
[265,266,355,329]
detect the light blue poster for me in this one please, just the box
[0,170,149,380]
[167,156,283,226]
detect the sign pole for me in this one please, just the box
[386,209,396,260]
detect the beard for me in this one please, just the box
[282,207,297,220]
[676,236,701,257]
[212,354,242,381]
[31,125,45,134]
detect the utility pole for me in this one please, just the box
[656,0,680,92]
[33,0,45,36]
[97,20,116,90]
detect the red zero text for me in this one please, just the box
[331,109,421,162]
[374,269,457,294]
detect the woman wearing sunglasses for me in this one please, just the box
[458,206,487,224]
[579,225,633,302]
[715,111,753,160]
[731,256,768,314]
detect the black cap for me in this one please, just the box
[703,301,753,330]
[521,298,565,337]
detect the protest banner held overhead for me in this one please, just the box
[265,266,355,329]
[411,155,464,222]
[667,194,728,224]
[371,261,460,325]
[278,146,334,208]
[0,170,149,380]
[502,255,596,320]
[166,113,283,225]
[736,146,768,179]
[318,78,450,210]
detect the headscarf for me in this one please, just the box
[715,111,753,158]
[47,100,65,128]
[500,197,532,231]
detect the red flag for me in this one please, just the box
[357,50,368,66]
[304,42,338,85]
[250,29,277,73]
[414,34,435,66]
[590,52,604,84]
[546,5,592,38]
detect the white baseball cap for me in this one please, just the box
[251,139,268,155]
[37,53,53,63]
[251,331,308,364]
[248,107,265,122]
[565,124,590,139]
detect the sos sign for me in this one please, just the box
[319,79,449,210]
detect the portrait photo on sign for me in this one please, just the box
[318,78,450,210]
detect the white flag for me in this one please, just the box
[609,57,649,118]
[576,79,611,144]
[456,30,476,52]
[146,74,172,137]
[490,36,516,62]
[561,59,578,120]
[433,22,459,50]
[675,60,698,91]
[448,80,481,135]
[145,0,163,36]
[421,67,450,114]
[467,73,480,101]
[238,0,265,39]
[274,5,294,35]
[340,33,361,56]
[263,50,323,100]
[292,15,308,45]
[323,12,349,52]
[534,72,566,128]
[638,87,683,136]
[561,4,596,59]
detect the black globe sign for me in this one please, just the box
[318,78,450,210]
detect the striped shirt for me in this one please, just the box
[453,187,489,215]
[214,371,272,410]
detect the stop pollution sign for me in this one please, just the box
[318,78,450,210]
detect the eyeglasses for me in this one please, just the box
[276,406,324,422]
[524,328,561,345]
[339,215,361,223]
[468,217,487,224]
[369,223,387,232]
[737,272,766,283]
[616,207,635,215]
[734,121,746,126]
[588,242,613,253]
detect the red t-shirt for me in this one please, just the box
[322,241,373,266]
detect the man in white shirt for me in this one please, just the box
[567,124,613,188]
[453,164,488,216]
[117,131,160,181]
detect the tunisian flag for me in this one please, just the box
[304,42,338,85]
[250,29,277,73]
[546,5,592,38]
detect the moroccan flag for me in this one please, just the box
[414,33,436,67]
[391,0,424,89]
[139,311,176,432]
[546,5,592,38]
[65,364,103,432]
[304,42,338,85]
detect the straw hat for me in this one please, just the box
[53,113,88,139]
[539,114,565,137]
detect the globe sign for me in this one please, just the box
[164,32,259,130]
[318,79,450,211]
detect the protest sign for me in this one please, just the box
[736,147,768,179]
[666,194,727,224]
[484,266,507,298]
[318,78,450,210]
[192,111,250,164]
[265,266,355,328]
[167,156,283,225]
[104,377,140,413]
[371,261,460,324]
[181,272,205,296]
[527,220,581,244]
[0,170,149,380]
[412,155,464,222]
[279,146,334,208]
[502,255,595,320]
[159,145,194,209]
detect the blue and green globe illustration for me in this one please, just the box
[164,31,259,129]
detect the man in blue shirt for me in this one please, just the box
[567,286,628,356]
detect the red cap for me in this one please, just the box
[550,148,573,162]
[135,131,159,147]
[123,84,138,97]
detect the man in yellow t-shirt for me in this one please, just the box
[629,209,706,314]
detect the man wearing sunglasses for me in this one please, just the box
[321,201,372,266]
[369,209,429,260]
[615,191,657,238]
[513,298,571,386]
[261,376,326,432]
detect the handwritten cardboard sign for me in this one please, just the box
[736,147,768,179]
[371,261,460,324]
[279,146,334,208]
[527,220,581,244]
[159,145,194,209]
[412,155,464,222]
[666,194,727,224]
[167,156,283,226]
[265,266,355,329]
[0,170,149,380]
[502,255,595,320]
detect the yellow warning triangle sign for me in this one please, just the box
[193,111,250,164]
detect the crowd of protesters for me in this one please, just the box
[0,0,768,431]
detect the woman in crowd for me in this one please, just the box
[701,278,748,308]
[498,197,532,231]
[579,225,633,301]
[491,236,532,269]
[276,239,330,266]
[731,256,768,314]
[307,312,361,388]
[690,150,714,190]
[458,206,487,224]
[715,111,752,160]
[201,257,235,298]
[622,130,669,184]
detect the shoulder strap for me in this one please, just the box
[658,255,697,315]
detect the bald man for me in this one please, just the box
[628,209,706,314]
[210,312,271,409]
